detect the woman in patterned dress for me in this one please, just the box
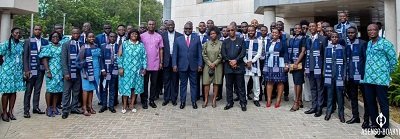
[77,32,104,116]
[118,29,147,114]
[0,27,25,122]
[39,32,64,117]
[263,29,289,108]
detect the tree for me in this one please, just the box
[13,0,163,37]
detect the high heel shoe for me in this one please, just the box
[299,101,304,108]
[275,101,281,108]
[90,108,96,114]
[8,113,16,120]
[83,109,91,116]
[212,100,216,108]
[2,113,9,122]
[266,101,271,108]
[290,102,299,112]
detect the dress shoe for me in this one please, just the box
[71,109,83,114]
[142,103,148,109]
[233,97,239,101]
[304,109,316,114]
[192,102,198,109]
[361,121,370,129]
[99,106,108,113]
[162,101,169,106]
[23,112,31,118]
[254,101,260,107]
[33,108,45,114]
[324,114,331,121]
[339,116,345,123]
[54,108,61,115]
[284,96,289,101]
[314,110,322,117]
[8,113,16,120]
[375,132,386,138]
[62,113,69,119]
[180,103,185,109]
[1,113,9,122]
[109,107,116,113]
[346,117,360,124]
[149,101,157,108]
[247,95,252,100]
[172,101,177,106]
[98,102,102,105]
[241,104,247,111]
[216,97,222,101]
[224,104,233,110]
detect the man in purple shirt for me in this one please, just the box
[140,20,164,109]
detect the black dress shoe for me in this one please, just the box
[180,103,185,109]
[98,102,102,105]
[149,101,157,108]
[241,104,247,111]
[284,96,289,101]
[33,108,45,114]
[339,116,345,123]
[62,113,69,119]
[304,109,316,114]
[71,109,83,114]
[361,121,370,129]
[142,103,149,109]
[23,112,31,118]
[8,113,16,120]
[216,97,222,101]
[224,104,233,110]
[99,107,108,113]
[247,95,253,100]
[254,101,260,107]
[192,103,198,109]
[1,114,9,122]
[172,101,177,106]
[314,110,322,117]
[346,117,361,124]
[375,132,386,138]
[162,101,169,106]
[233,97,239,101]
[109,107,116,113]
[324,114,331,121]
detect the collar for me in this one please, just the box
[198,32,206,36]
[168,31,175,35]
[185,34,191,38]
[272,39,281,43]
[129,40,139,45]
[311,33,318,39]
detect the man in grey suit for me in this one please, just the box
[61,27,84,119]
[23,25,48,118]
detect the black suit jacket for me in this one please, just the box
[162,31,183,67]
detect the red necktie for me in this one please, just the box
[186,36,190,47]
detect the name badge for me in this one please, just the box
[106,74,111,80]
[112,69,118,75]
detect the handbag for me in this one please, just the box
[208,68,215,77]
[289,62,303,71]
[0,55,3,66]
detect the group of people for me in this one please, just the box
[0,11,397,138]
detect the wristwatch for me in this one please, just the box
[46,70,51,74]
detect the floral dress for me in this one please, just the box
[118,40,147,96]
[39,44,63,93]
[0,40,25,93]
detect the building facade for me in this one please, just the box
[164,0,400,53]
[0,0,38,42]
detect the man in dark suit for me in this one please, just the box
[96,23,112,106]
[161,20,183,106]
[172,22,203,109]
[221,25,247,111]
[22,25,48,118]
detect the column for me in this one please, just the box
[263,7,276,26]
[163,0,172,21]
[385,0,397,52]
[396,0,400,54]
[0,11,11,42]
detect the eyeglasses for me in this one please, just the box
[184,28,192,30]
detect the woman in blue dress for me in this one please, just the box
[78,32,104,116]
[118,29,147,114]
[0,27,25,122]
[263,29,289,108]
[39,32,64,117]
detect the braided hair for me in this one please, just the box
[8,27,21,52]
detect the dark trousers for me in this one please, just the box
[179,70,198,103]
[100,75,117,108]
[142,71,159,104]
[364,83,389,129]
[225,73,246,105]
[24,71,45,113]
[347,79,369,120]
[62,78,82,113]
[163,66,179,102]
[156,69,163,96]
[197,71,204,99]
[326,85,344,117]
[309,71,324,111]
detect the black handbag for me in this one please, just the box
[0,55,3,66]
[208,68,215,77]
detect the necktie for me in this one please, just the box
[262,38,265,53]
[105,35,109,44]
[186,36,190,47]
[341,24,345,38]
[118,37,123,47]
[76,41,79,51]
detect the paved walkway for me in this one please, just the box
[0,82,383,139]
